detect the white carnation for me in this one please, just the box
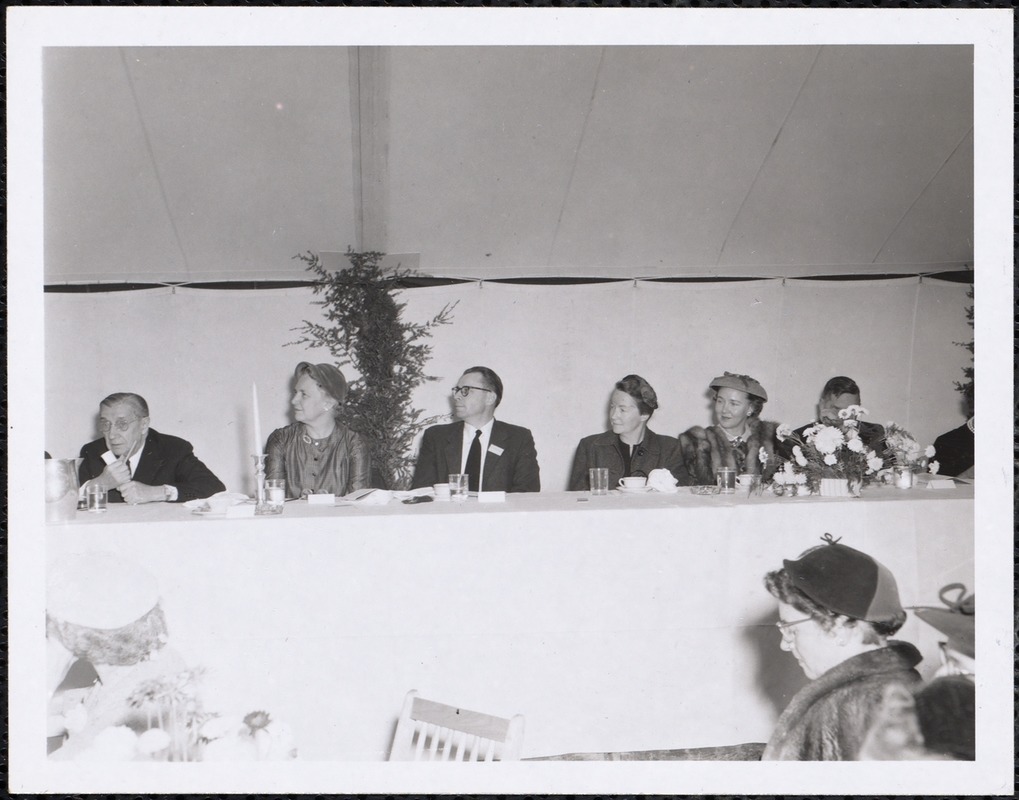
[925,445,936,458]
[867,456,884,472]
[929,460,940,475]
[793,446,808,467]
[823,453,837,466]
[812,426,845,455]
[776,424,793,442]
[846,437,864,453]
[137,727,171,755]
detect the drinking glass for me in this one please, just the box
[715,468,736,494]
[589,467,609,495]
[448,474,469,502]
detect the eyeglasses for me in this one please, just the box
[451,385,494,398]
[775,617,814,637]
[98,417,139,432]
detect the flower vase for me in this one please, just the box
[819,477,851,498]
[892,466,914,489]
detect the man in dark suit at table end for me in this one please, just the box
[411,366,540,493]
[78,392,225,504]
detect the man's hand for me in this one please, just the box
[119,481,167,505]
[96,456,132,490]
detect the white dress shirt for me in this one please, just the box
[460,418,495,491]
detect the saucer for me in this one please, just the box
[617,485,652,494]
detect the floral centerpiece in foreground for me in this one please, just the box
[774,405,885,496]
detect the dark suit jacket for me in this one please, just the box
[411,419,540,492]
[568,428,693,491]
[78,428,225,503]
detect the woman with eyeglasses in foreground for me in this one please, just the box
[265,362,371,498]
[761,534,922,760]
[568,374,691,491]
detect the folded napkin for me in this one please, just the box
[647,469,679,493]
[344,488,393,505]
[183,492,250,512]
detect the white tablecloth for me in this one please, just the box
[48,484,974,760]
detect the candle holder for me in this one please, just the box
[252,454,270,514]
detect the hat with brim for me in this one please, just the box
[296,362,348,406]
[912,584,974,658]
[47,553,160,629]
[783,536,904,623]
[709,372,768,401]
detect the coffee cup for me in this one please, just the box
[619,476,647,489]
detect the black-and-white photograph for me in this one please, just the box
[8,7,1013,795]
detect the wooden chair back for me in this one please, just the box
[388,690,524,761]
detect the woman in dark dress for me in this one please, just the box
[568,374,691,491]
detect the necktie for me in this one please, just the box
[466,430,483,492]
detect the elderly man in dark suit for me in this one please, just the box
[78,392,225,504]
[411,366,540,493]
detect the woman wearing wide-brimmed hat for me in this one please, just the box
[678,371,780,484]
[265,362,371,498]
[760,535,923,761]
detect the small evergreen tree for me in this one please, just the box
[292,249,456,489]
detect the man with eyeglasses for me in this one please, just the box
[411,366,540,493]
[78,392,225,504]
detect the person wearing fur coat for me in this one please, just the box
[761,536,923,760]
[678,372,780,483]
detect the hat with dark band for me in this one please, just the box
[783,534,904,623]
[709,371,768,401]
[913,583,975,658]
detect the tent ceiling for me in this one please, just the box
[43,45,973,283]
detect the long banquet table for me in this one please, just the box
[47,483,974,761]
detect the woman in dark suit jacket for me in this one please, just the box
[569,374,692,491]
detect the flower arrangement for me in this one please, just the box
[883,423,939,474]
[199,709,298,761]
[59,665,296,762]
[775,405,884,494]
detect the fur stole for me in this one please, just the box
[678,418,780,484]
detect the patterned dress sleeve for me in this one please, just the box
[346,429,372,492]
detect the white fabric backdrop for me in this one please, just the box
[44,278,972,492]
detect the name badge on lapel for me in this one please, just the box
[488,444,504,456]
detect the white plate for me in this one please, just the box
[617,485,652,494]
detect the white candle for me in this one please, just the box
[252,382,263,456]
